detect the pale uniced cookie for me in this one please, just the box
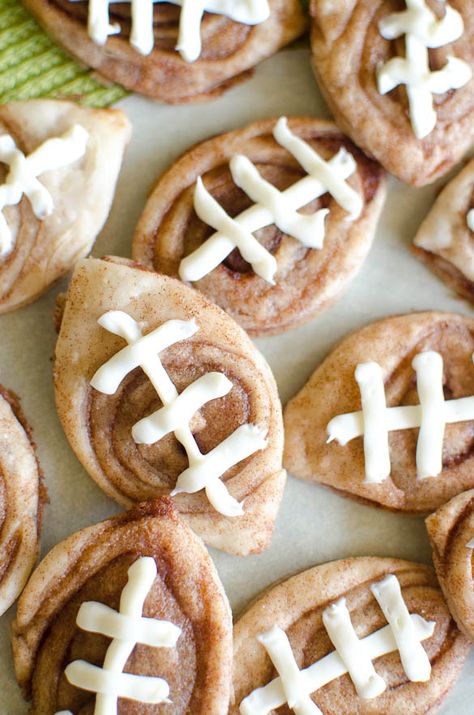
[54,257,285,556]
[0,99,130,314]
[22,0,307,103]
[12,498,232,714]
[133,116,386,336]
[413,157,474,302]
[0,386,43,615]
[310,0,474,186]
[232,557,469,714]
[284,311,474,513]
[426,489,474,641]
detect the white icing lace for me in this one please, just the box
[327,350,474,483]
[377,0,472,139]
[179,117,362,285]
[55,557,181,715]
[0,125,88,257]
[90,310,267,516]
[240,574,434,715]
[71,0,270,60]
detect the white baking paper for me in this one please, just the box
[0,46,472,713]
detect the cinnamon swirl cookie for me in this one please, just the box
[12,498,232,714]
[232,557,469,714]
[22,0,307,103]
[0,385,43,616]
[284,311,474,513]
[0,99,130,315]
[54,257,285,556]
[133,116,386,336]
[413,157,474,302]
[426,490,474,641]
[310,0,474,186]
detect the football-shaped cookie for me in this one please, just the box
[232,557,469,714]
[0,99,130,314]
[133,116,386,336]
[12,498,232,714]
[426,489,474,641]
[310,0,474,186]
[413,156,474,302]
[54,257,285,556]
[285,311,474,513]
[22,0,307,102]
[0,386,43,615]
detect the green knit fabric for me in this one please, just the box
[0,0,127,106]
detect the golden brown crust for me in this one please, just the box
[0,100,131,315]
[426,490,474,641]
[12,498,232,714]
[232,557,470,714]
[133,116,386,336]
[284,311,474,513]
[22,0,307,103]
[53,257,285,556]
[310,0,474,186]
[0,385,43,616]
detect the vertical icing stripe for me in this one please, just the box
[413,351,446,479]
[354,362,390,484]
[322,598,386,699]
[371,574,431,682]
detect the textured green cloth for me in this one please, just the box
[0,0,127,106]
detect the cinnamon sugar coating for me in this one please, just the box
[285,311,474,513]
[12,498,232,714]
[54,257,285,556]
[426,490,474,641]
[310,0,474,186]
[232,557,469,714]
[133,117,386,336]
[22,0,307,102]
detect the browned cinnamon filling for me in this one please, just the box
[234,564,464,714]
[0,386,45,530]
[88,343,255,503]
[155,132,383,281]
[53,1,251,60]
[15,504,228,712]
[412,245,474,301]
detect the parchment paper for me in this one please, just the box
[0,47,473,713]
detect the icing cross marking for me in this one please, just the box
[0,125,89,257]
[377,0,472,139]
[72,0,270,60]
[179,117,363,285]
[327,350,474,483]
[55,557,181,715]
[90,310,267,517]
[240,574,434,715]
